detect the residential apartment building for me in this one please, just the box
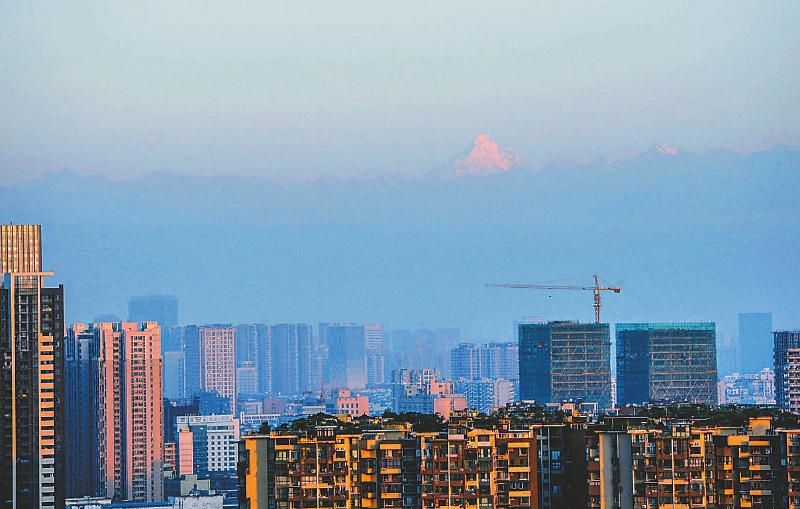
[271,323,315,396]
[174,414,240,478]
[93,322,164,502]
[455,378,514,413]
[775,331,800,411]
[238,426,539,509]
[200,325,236,411]
[0,224,67,509]
[450,342,519,382]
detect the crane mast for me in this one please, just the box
[485,273,621,323]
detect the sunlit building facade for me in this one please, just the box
[0,224,66,509]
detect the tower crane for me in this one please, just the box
[485,274,621,323]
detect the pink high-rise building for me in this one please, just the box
[95,322,164,502]
[200,325,237,410]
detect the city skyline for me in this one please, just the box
[5,141,798,342]
[2,2,798,506]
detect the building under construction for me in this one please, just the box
[616,322,718,405]
[518,321,612,409]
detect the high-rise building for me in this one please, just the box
[0,224,66,509]
[183,325,202,398]
[163,350,186,400]
[450,342,519,382]
[364,323,383,351]
[774,330,800,411]
[255,324,272,395]
[65,324,96,498]
[237,361,259,396]
[326,324,367,389]
[128,295,178,327]
[235,324,259,368]
[364,325,385,386]
[451,343,483,380]
[739,312,773,373]
[94,322,164,502]
[161,325,185,353]
[482,342,519,380]
[616,322,718,405]
[366,350,385,386]
[235,324,262,396]
[0,223,43,273]
[199,325,236,411]
[518,321,612,409]
[270,323,314,396]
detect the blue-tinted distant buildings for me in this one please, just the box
[450,342,518,381]
[518,321,612,409]
[774,330,800,412]
[739,312,773,373]
[454,378,514,413]
[128,294,178,327]
[270,323,315,395]
[616,322,717,405]
[327,324,367,389]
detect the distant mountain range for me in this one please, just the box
[3,142,798,346]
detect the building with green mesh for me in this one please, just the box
[616,322,717,405]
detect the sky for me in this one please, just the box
[1,1,799,184]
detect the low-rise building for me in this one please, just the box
[391,368,467,419]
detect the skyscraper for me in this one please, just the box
[774,330,800,411]
[482,342,519,380]
[128,295,178,327]
[0,224,66,509]
[616,322,718,405]
[364,323,384,386]
[450,342,519,382]
[183,325,202,398]
[0,223,42,273]
[199,325,236,411]
[451,343,483,380]
[270,323,315,395]
[255,324,271,395]
[518,321,612,409]
[739,313,773,373]
[235,324,260,368]
[326,324,367,389]
[65,324,96,498]
[163,350,186,400]
[364,323,383,351]
[94,322,164,502]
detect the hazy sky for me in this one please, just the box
[1,1,798,183]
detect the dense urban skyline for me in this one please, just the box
[2,3,798,507]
